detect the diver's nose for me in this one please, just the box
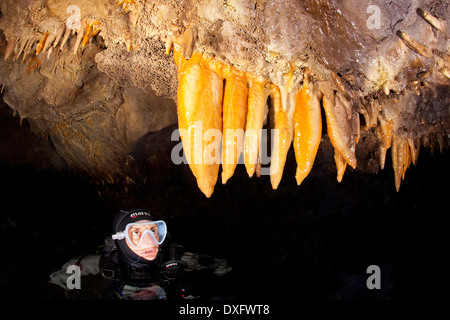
[141,232,156,246]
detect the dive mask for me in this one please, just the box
[112,220,167,249]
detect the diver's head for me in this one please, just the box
[111,209,167,264]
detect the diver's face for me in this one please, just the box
[125,221,160,261]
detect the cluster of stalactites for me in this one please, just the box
[165,26,440,198]
[376,116,425,192]
[1,2,446,198]
[1,17,102,74]
[1,0,144,73]
[168,43,318,197]
[164,31,318,197]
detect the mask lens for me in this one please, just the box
[124,221,167,248]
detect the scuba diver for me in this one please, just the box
[48,209,232,300]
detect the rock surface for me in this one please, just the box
[0,0,448,191]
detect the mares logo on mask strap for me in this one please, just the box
[130,211,152,218]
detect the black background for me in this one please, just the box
[0,101,449,301]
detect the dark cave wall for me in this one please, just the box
[0,96,66,170]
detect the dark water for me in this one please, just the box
[1,97,449,300]
[0,145,448,300]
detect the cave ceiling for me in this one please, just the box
[0,0,448,198]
